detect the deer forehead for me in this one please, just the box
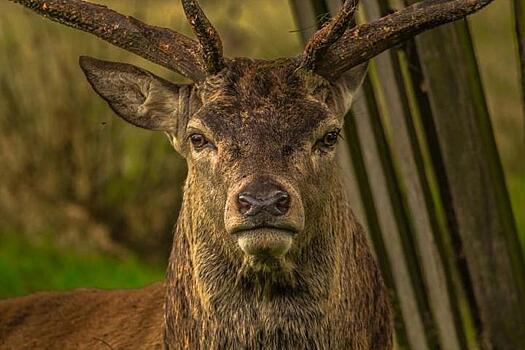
[190,60,339,145]
[192,98,336,144]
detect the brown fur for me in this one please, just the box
[0,57,392,349]
[0,283,165,349]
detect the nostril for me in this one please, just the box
[236,185,291,218]
[273,191,290,216]
[238,193,254,215]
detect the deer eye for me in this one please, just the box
[189,133,210,150]
[323,131,340,147]
[316,129,341,153]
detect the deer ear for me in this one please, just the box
[328,62,368,115]
[79,56,187,132]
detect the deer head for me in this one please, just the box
[71,0,376,276]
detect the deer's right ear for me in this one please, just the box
[327,62,368,116]
[79,56,190,134]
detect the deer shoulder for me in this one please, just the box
[0,283,165,349]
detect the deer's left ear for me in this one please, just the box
[79,56,191,133]
[327,62,368,115]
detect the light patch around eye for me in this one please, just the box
[306,117,343,160]
[310,117,342,146]
[185,120,218,160]
[186,119,214,141]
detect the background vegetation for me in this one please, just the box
[0,0,522,298]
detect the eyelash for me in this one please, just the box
[334,128,344,140]
[188,133,212,151]
[315,128,342,154]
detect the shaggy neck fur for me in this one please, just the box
[163,173,392,350]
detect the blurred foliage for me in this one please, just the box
[462,0,525,242]
[0,0,523,298]
[470,0,524,175]
[509,176,525,240]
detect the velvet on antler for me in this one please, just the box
[10,0,495,83]
[298,0,359,72]
[181,0,225,75]
[300,0,494,80]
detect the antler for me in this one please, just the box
[302,0,494,81]
[7,0,224,81]
[299,0,358,71]
[182,0,225,75]
[8,0,495,82]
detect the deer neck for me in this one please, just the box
[162,178,381,349]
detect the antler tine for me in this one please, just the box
[181,0,225,76]
[299,0,359,72]
[309,0,494,81]
[8,0,207,81]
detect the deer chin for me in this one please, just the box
[236,228,294,259]
[235,229,298,291]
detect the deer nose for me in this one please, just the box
[237,188,290,217]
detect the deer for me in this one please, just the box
[0,0,494,349]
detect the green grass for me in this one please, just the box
[0,233,163,299]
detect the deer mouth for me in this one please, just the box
[234,226,296,258]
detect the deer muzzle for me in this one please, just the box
[224,176,305,258]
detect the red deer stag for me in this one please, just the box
[0,0,494,349]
